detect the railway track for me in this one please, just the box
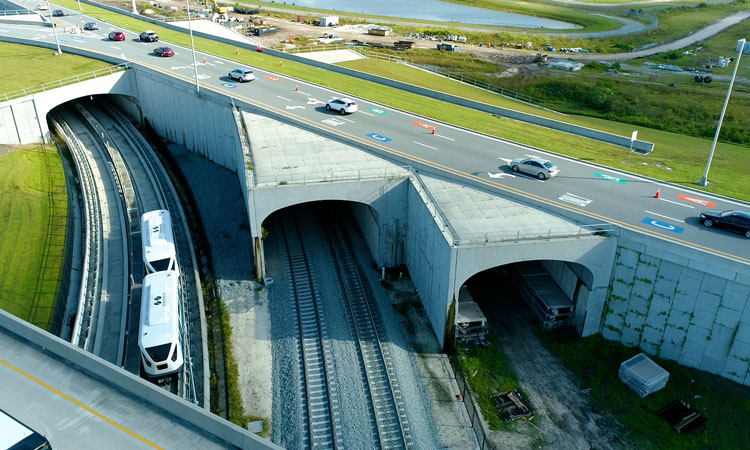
[278,210,342,449]
[52,100,203,404]
[320,214,415,450]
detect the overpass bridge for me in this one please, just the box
[0,3,750,447]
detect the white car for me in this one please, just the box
[326,98,358,115]
[228,68,255,82]
[37,3,48,10]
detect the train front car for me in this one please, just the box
[139,270,184,377]
[141,210,179,275]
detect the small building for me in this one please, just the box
[437,43,460,52]
[368,27,391,37]
[319,16,339,27]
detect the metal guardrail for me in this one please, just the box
[256,166,409,185]
[410,171,459,246]
[0,9,36,16]
[0,63,129,103]
[456,223,616,245]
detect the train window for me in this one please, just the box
[146,343,172,362]
[150,258,171,272]
[0,408,51,450]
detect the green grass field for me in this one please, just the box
[0,145,67,331]
[0,42,112,94]
[541,333,750,450]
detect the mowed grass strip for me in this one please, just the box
[541,333,750,450]
[0,42,112,94]
[32,1,750,200]
[0,145,67,331]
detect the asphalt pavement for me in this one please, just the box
[2,0,749,264]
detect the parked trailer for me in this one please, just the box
[437,43,460,52]
[253,26,278,36]
[509,261,574,329]
[455,285,487,345]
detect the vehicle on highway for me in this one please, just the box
[51,9,66,16]
[83,22,99,30]
[228,68,255,82]
[699,210,750,238]
[509,156,560,180]
[108,31,125,41]
[141,210,179,274]
[326,97,358,115]
[0,408,51,450]
[37,4,48,10]
[154,47,174,57]
[139,270,184,377]
[139,30,159,42]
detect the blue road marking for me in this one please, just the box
[642,217,684,234]
[593,172,627,184]
[367,133,391,142]
[367,107,388,115]
[221,82,236,89]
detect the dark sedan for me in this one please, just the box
[108,31,125,41]
[84,22,99,30]
[699,210,750,239]
[52,9,66,17]
[153,47,174,57]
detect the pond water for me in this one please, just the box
[289,0,578,29]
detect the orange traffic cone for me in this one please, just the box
[203,56,207,63]
[235,48,239,55]
[431,128,436,135]
[279,60,283,67]
[295,85,299,92]
[655,187,660,199]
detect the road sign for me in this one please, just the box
[642,217,684,234]
[677,194,716,208]
[367,133,391,142]
[221,83,236,88]
[367,107,388,115]
[593,172,628,184]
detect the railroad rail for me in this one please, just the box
[320,214,415,450]
[278,210,342,449]
[50,112,102,351]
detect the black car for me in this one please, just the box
[139,30,159,42]
[699,210,750,239]
[52,9,66,16]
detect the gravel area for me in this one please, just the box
[167,144,273,430]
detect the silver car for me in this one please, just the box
[509,157,560,180]
[228,68,255,82]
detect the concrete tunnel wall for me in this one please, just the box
[0,70,136,144]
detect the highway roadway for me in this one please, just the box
[2,1,750,264]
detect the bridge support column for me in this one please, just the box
[254,235,266,282]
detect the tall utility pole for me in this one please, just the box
[186,0,200,93]
[45,0,62,55]
[699,38,745,187]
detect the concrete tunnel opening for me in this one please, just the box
[457,260,594,344]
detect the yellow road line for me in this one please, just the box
[0,357,165,450]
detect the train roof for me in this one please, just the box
[141,210,176,263]
[139,270,179,349]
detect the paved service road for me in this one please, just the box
[2,1,749,264]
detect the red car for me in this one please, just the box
[108,31,125,41]
[154,47,174,57]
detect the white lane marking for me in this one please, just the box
[110,46,121,49]
[658,198,695,209]
[0,29,9,33]
[197,74,210,80]
[413,141,436,150]
[559,192,592,207]
[498,157,512,164]
[277,96,292,102]
[285,105,305,110]
[644,211,685,223]
[296,90,311,96]
[170,66,187,70]
[307,97,325,105]
[214,60,223,64]
[435,134,455,141]
[487,172,515,179]
[358,111,375,116]
[322,118,345,126]
[340,117,355,123]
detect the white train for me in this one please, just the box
[139,270,184,377]
[141,210,179,275]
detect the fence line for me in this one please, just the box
[1,63,130,102]
[448,354,499,450]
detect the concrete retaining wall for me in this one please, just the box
[0,309,280,449]
[601,229,750,385]
[0,98,40,143]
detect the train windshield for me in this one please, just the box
[146,343,172,362]
[0,409,51,450]
[150,258,171,272]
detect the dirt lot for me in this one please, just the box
[468,271,630,450]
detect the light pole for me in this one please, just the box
[45,0,62,55]
[130,0,138,15]
[185,0,200,93]
[699,38,745,186]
